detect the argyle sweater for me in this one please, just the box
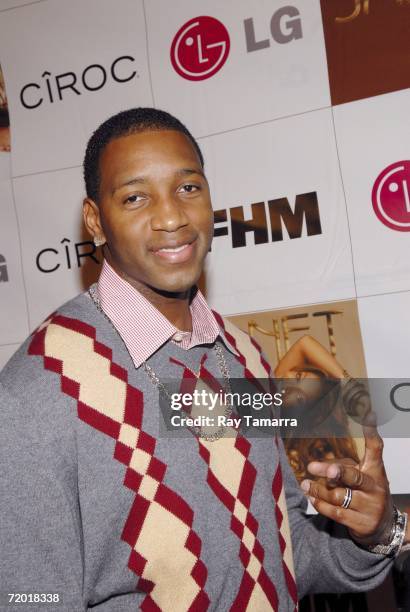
[0,291,392,611]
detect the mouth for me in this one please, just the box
[151,238,197,264]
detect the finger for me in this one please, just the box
[362,413,384,467]
[307,461,335,479]
[301,479,361,509]
[307,462,374,491]
[308,496,369,534]
[305,457,357,475]
[331,463,374,491]
[338,458,359,467]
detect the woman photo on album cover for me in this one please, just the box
[274,335,369,482]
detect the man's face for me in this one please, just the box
[85,130,214,296]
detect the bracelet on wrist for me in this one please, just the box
[365,507,408,557]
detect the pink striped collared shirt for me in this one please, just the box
[96,260,237,368]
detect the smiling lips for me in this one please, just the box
[152,239,196,263]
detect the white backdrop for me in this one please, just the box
[0,0,409,492]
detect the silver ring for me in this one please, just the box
[341,487,353,509]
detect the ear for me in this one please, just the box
[83,197,106,244]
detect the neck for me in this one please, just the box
[140,286,193,331]
[107,260,194,331]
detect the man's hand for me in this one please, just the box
[300,417,395,547]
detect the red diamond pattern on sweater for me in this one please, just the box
[28,314,210,612]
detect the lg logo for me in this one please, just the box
[170,16,230,81]
[0,254,8,282]
[171,7,302,81]
[372,161,410,231]
[244,6,303,51]
[390,383,410,412]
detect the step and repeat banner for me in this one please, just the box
[0,0,410,496]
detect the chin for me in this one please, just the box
[153,276,198,296]
[159,269,201,294]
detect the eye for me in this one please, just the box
[124,194,145,205]
[179,183,200,194]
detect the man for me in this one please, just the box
[0,108,406,611]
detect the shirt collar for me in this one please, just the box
[96,259,238,368]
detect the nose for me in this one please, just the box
[150,195,189,232]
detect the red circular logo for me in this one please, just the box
[371,161,410,231]
[170,16,230,81]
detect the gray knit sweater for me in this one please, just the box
[0,292,392,611]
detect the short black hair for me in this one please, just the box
[83,107,204,202]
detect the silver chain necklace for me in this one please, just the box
[88,285,233,441]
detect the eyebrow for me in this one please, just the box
[111,167,206,196]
